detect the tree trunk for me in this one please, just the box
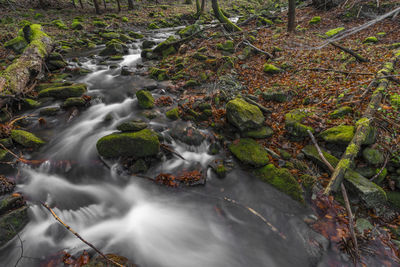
[103,0,107,10]
[38,0,46,9]
[93,0,100,14]
[127,0,134,10]
[116,0,121,12]
[287,0,296,32]
[0,24,53,95]
[79,0,84,8]
[201,0,205,12]
[72,0,76,8]
[196,0,201,14]
[211,0,241,32]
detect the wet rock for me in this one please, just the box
[96,129,160,158]
[0,138,13,148]
[100,32,120,40]
[83,253,137,267]
[208,142,221,155]
[142,40,156,49]
[254,164,304,203]
[242,126,273,139]
[121,66,133,76]
[226,98,264,132]
[229,138,269,167]
[320,125,354,145]
[117,120,147,132]
[362,147,384,166]
[99,39,128,56]
[285,109,314,138]
[4,36,27,54]
[39,107,60,116]
[62,97,86,108]
[0,176,14,195]
[0,149,11,162]
[166,107,179,120]
[209,159,227,178]
[38,84,87,99]
[169,126,205,146]
[136,90,154,109]
[149,67,168,81]
[129,159,148,173]
[177,24,201,38]
[11,130,45,149]
[329,106,353,118]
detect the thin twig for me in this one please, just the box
[160,143,186,160]
[41,202,124,267]
[304,68,373,76]
[307,130,334,172]
[243,96,272,114]
[243,40,273,58]
[370,153,389,181]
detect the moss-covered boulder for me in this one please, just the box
[320,125,354,145]
[216,40,234,53]
[149,67,168,81]
[142,40,156,49]
[93,20,108,28]
[11,130,45,148]
[71,19,83,30]
[166,107,179,120]
[38,84,87,99]
[129,159,148,174]
[178,24,201,38]
[362,148,384,166]
[263,63,282,74]
[285,109,314,138]
[242,126,273,139]
[262,89,288,102]
[363,37,378,44]
[39,107,60,116]
[4,36,28,53]
[229,138,269,167]
[99,39,128,56]
[0,206,29,247]
[62,97,86,108]
[309,16,321,24]
[136,90,154,109]
[329,106,353,118]
[96,129,160,158]
[23,98,40,109]
[325,27,345,37]
[226,98,264,132]
[100,32,120,40]
[302,145,339,171]
[128,31,144,39]
[116,120,147,132]
[254,164,304,203]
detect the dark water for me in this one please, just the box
[0,28,330,267]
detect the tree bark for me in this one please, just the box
[72,0,76,8]
[103,0,107,10]
[324,49,400,194]
[0,25,53,95]
[287,0,296,32]
[93,0,100,14]
[78,0,84,8]
[200,0,205,12]
[196,0,201,14]
[211,0,241,32]
[116,0,121,12]
[127,0,134,10]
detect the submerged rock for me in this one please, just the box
[229,138,269,167]
[169,126,205,146]
[136,90,154,109]
[38,84,87,99]
[11,130,45,149]
[226,98,264,132]
[254,164,304,203]
[96,129,160,158]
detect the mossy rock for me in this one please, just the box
[216,40,234,53]
[363,36,378,44]
[320,125,354,145]
[302,145,339,171]
[387,191,400,209]
[177,24,200,38]
[263,63,282,74]
[129,159,148,174]
[100,32,120,40]
[11,130,45,148]
[136,90,154,109]
[116,121,147,132]
[47,60,67,71]
[285,109,314,138]
[142,40,156,49]
[229,138,269,167]
[149,67,168,81]
[0,138,13,148]
[0,206,29,247]
[38,84,87,99]
[93,20,109,28]
[148,22,160,29]
[226,98,264,132]
[99,39,128,56]
[96,129,160,158]
[166,107,179,120]
[119,34,134,42]
[39,107,60,116]
[4,36,28,54]
[254,164,304,203]
[238,46,253,60]
[257,17,273,26]
[23,98,40,109]
[362,147,384,166]
[390,94,400,109]
[192,52,207,61]
[128,31,144,39]
[36,82,73,92]
[330,106,353,118]
[71,19,83,30]
[51,19,68,29]
[309,16,321,24]
[184,80,199,88]
[325,27,345,37]
[262,89,288,102]
[62,97,86,108]
[242,126,273,139]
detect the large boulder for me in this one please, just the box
[226,98,264,132]
[96,129,160,158]
[229,138,269,167]
[99,39,128,56]
[38,84,87,99]
[320,125,354,145]
[254,164,304,203]
[11,130,45,149]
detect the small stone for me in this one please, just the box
[166,107,179,120]
[130,159,148,173]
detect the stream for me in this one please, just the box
[0,27,331,267]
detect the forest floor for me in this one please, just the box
[1,0,400,265]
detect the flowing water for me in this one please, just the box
[0,28,331,267]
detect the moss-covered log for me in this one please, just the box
[324,49,400,194]
[0,24,53,95]
[211,0,241,32]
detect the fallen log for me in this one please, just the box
[330,42,368,62]
[0,24,53,95]
[324,49,400,195]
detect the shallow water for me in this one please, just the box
[0,27,330,267]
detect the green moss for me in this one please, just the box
[229,138,269,167]
[166,107,179,120]
[136,90,154,109]
[356,117,370,127]
[116,121,147,132]
[178,24,201,38]
[285,109,314,138]
[122,17,129,22]
[242,126,273,139]
[257,17,273,26]
[338,158,350,169]
[130,159,148,173]
[330,106,353,118]
[148,22,160,29]
[4,36,28,54]
[345,143,359,156]
[0,207,29,247]
[301,174,317,191]
[51,19,68,29]
[0,138,13,148]
[11,129,45,148]
[22,98,40,109]
[39,107,60,116]
[263,63,282,74]
[320,125,355,144]
[226,98,264,132]
[96,129,160,158]
[192,52,208,61]
[100,32,120,40]
[362,148,384,165]
[38,84,87,99]
[391,94,400,109]
[309,16,321,24]
[62,97,86,108]
[254,164,304,203]
[184,80,199,88]
[302,145,339,169]
[363,36,378,44]
[71,19,83,30]
[93,20,108,28]
[216,40,234,52]
[149,67,168,81]
[325,27,345,37]
[128,31,144,39]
